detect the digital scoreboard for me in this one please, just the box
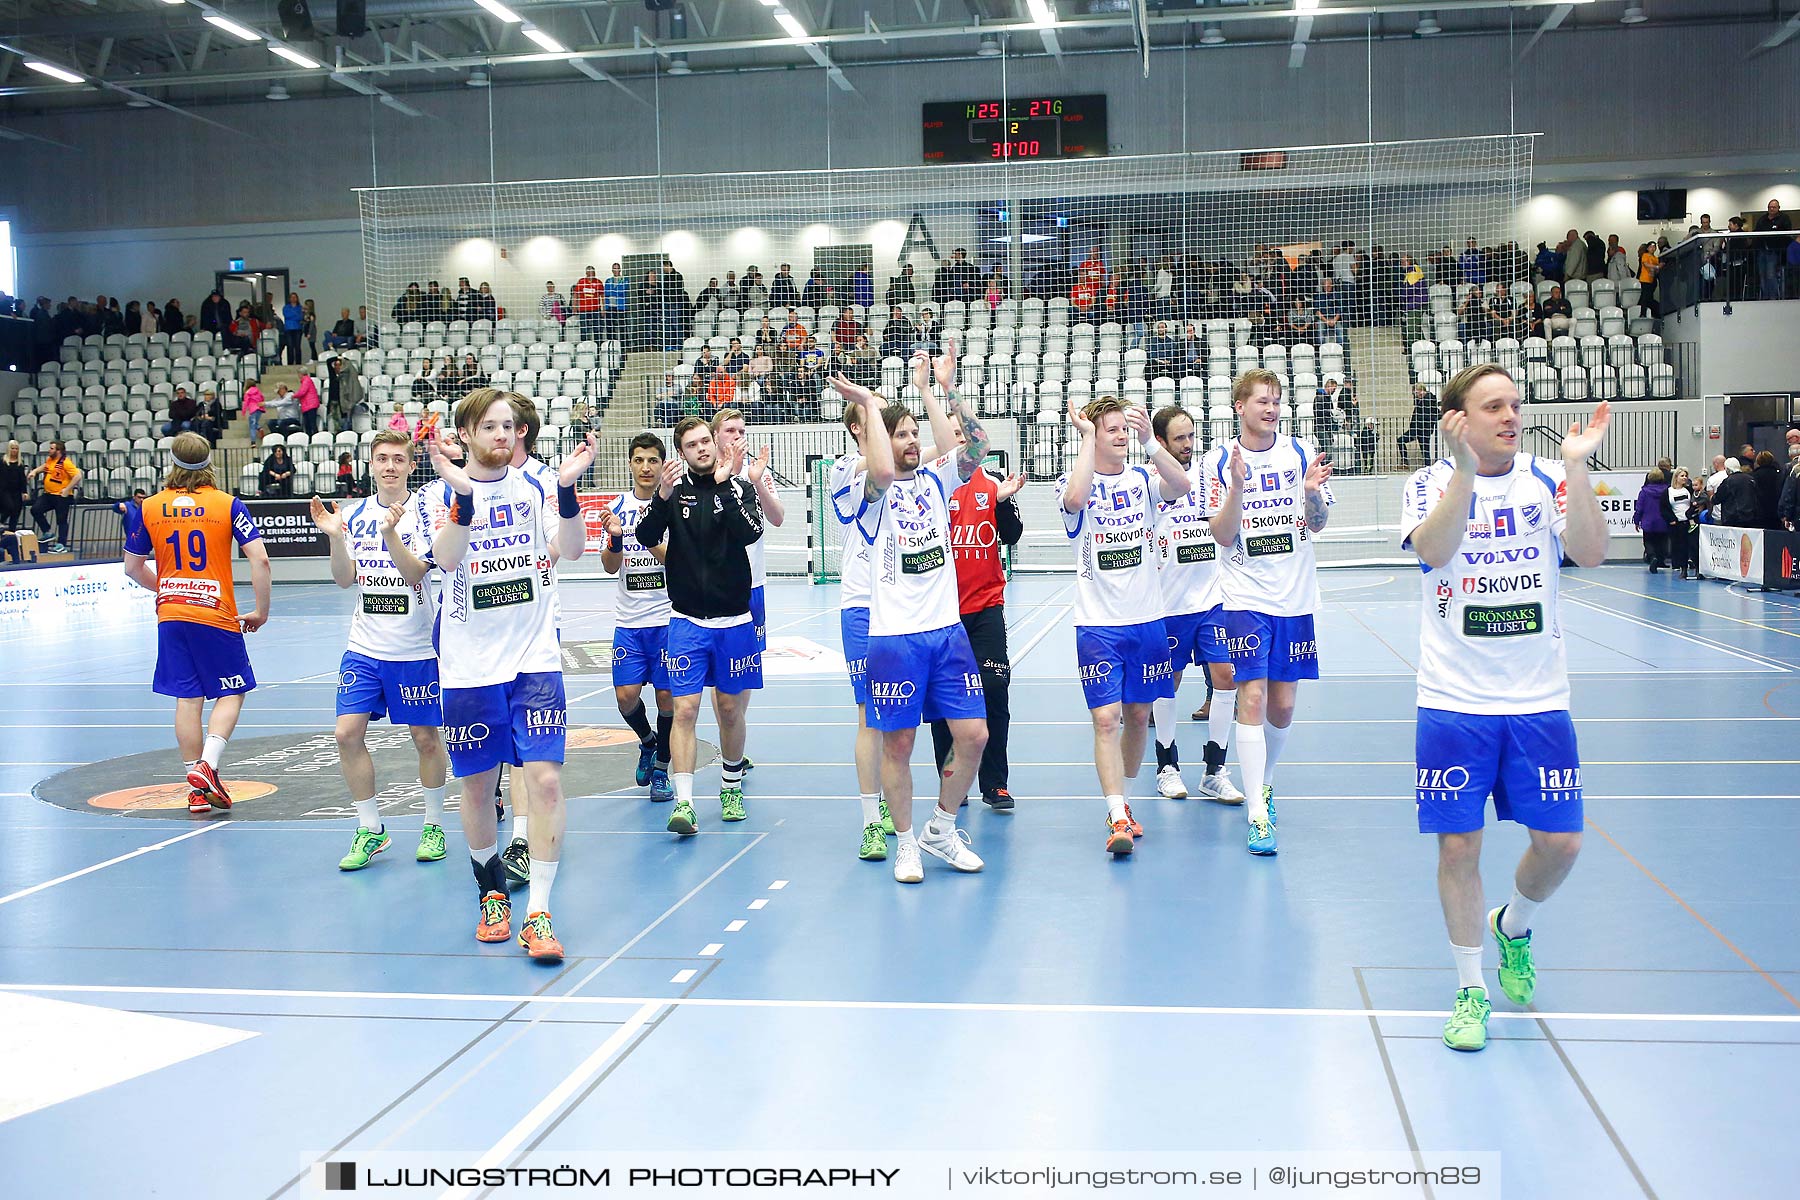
[921,95,1108,163]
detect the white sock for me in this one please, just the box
[896,826,917,850]
[1206,692,1235,757]
[926,805,956,837]
[352,798,380,830]
[469,842,495,864]
[527,858,559,915]
[1264,722,1291,790]
[421,782,446,824]
[1451,942,1486,992]
[1501,890,1541,939]
[859,793,882,826]
[1106,794,1127,824]
[201,733,228,770]
[1237,722,1268,821]
[510,814,529,846]
[1151,697,1177,749]
[674,773,694,805]
[184,759,200,776]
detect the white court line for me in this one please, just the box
[724,920,747,933]
[669,970,696,985]
[747,899,768,910]
[0,822,230,907]
[697,944,723,957]
[443,1001,663,1199]
[1566,595,1796,673]
[769,880,788,889]
[4,983,1795,1026]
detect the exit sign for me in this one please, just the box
[228,258,245,271]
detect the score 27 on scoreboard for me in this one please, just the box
[921,95,1108,163]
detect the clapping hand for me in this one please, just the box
[309,496,344,536]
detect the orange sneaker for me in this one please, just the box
[518,912,564,962]
[186,761,232,810]
[475,891,512,943]
[1123,803,1144,838]
[186,789,210,815]
[1106,818,1135,856]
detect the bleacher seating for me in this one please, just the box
[1408,331,1676,403]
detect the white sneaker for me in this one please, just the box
[919,824,984,872]
[1197,770,1246,805]
[893,839,924,884]
[1155,765,1188,799]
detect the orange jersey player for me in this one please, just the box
[122,432,273,815]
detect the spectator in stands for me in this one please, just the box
[199,290,231,336]
[1534,241,1563,284]
[299,299,319,360]
[328,357,363,432]
[28,441,81,552]
[1778,459,1800,532]
[324,307,357,351]
[654,372,684,426]
[163,386,198,435]
[474,282,498,323]
[240,382,265,446]
[770,265,800,307]
[841,265,871,311]
[984,269,1010,311]
[334,452,357,497]
[800,269,829,308]
[916,307,943,354]
[385,401,412,438]
[139,301,159,336]
[1541,284,1573,337]
[720,271,743,310]
[194,386,226,446]
[278,293,303,365]
[411,358,438,403]
[461,352,488,391]
[1711,459,1759,526]
[1752,450,1785,529]
[259,444,296,498]
[1115,267,1147,348]
[1485,284,1518,340]
[693,277,722,313]
[1517,290,1544,340]
[1457,238,1486,286]
[1397,383,1438,466]
[1705,453,1730,493]
[295,372,322,437]
[880,308,912,359]
[832,309,861,351]
[1284,297,1316,343]
[0,441,26,532]
[1637,242,1661,319]
[1579,231,1604,281]
[780,308,809,360]
[425,281,451,322]
[886,264,918,308]
[754,315,782,361]
[844,333,880,388]
[392,282,423,323]
[1603,238,1632,283]
[1754,199,1793,300]
[1562,229,1587,282]
[452,278,477,322]
[225,301,260,356]
[1146,322,1180,378]
[693,345,721,387]
[1633,469,1672,572]
[564,266,599,343]
[740,268,769,309]
[1313,277,1345,337]
[157,297,184,336]
[1667,468,1700,577]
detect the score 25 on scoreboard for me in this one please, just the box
[921,95,1108,163]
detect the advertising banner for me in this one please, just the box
[241,499,331,558]
[0,561,156,625]
[1762,530,1800,591]
[1698,525,1764,585]
[1591,472,1648,539]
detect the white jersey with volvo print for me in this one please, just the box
[1204,435,1332,617]
[1058,465,1169,628]
[736,459,767,588]
[421,469,560,689]
[343,493,436,661]
[520,455,563,629]
[854,451,962,637]
[829,452,872,609]
[609,491,671,630]
[1156,458,1222,618]
[1402,455,1571,715]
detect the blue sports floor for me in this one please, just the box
[1,568,1796,1199]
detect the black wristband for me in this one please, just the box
[608,534,625,554]
[557,483,581,520]
[450,492,474,526]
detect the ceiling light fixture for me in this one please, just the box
[522,26,566,53]
[267,83,290,100]
[472,0,523,24]
[1620,5,1647,24]
[126,97,153,107]
[1414,11,1440,36]
[667,52,691,75]
[203,13,263,41]
[466,69,490,87]
[977,33,1001,56]
[1200,22,1225,45]
[270,45,321,69]
[24,61,85,83]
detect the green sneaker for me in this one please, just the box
[1443,986,1491,1052]
[1489,905,1537,1005]
[878,797,895,836]
[720,785,747,822]
[338,826,390,871]
[668,799,698,836]
[858,822,888,861]
[415,822,446,862]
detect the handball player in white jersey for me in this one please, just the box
[853,342,989,884]
[1401,364,1609,1052]
[1058,396,1188,856]
[1148,405,1244,806]
[422,388,596,962]
[1204,368,1333,857]
[598,433,675,804]
[310,429,450,871]
[828,358,958,862]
